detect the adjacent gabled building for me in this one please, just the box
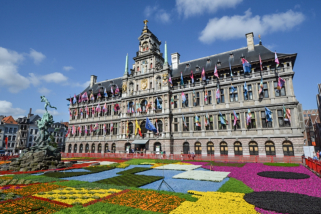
[0,116,19,152]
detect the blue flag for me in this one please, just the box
[265,107,272,122]
[156,98,162,109]
[229,61,233,77]
[180,72,184,85]
[145,117,157,133]
[73,94,77,104]
[230,85,236,93]
[244,82,248,99]
[242,58,251,73]
[104,88,108,97]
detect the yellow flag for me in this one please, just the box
[135,120,141,136]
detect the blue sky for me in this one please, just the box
[0,0,319,122]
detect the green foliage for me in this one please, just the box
[13,174,31,179]
[49,135,58,148]
[43,171,91,178]
[0,192,22,201]
[263,163,300,167]
[117,167,151,175]
[85,165,117,173]
[56,180,128,190]
[206,162,245,167]
[23,175,62,183]
[217,178,253,194]
[53,202,161,214]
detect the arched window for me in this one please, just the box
[220,142,228,155]
[68,144,72,153]
[156,120,163,133]
[128,122,134,135]
[155,97,162,110]
[85,144,89,153]
[207,142,214,155]
[183,142,190,154]
[79,144,83,153]
[105,143,109,153]
[98,143,102,153]
[112,143,116,152]
[125,143,131,153]
[91,144,95,153]
[283,141,294,156]
[249,141,258,155]
[265,141,275,156]
[140,120,147,137]
[195,142,202,155]
[141,100,148,112]
[74,144,77,153]
[154,142,161,153]
[234,142,243,155]
[142,42,148,51]
[156,76,162,89]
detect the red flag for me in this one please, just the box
[214,65,219,78]
[5,137,8,149]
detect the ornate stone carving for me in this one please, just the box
[141,78,148,90]
[122,83,127,92]
[162,73,168,86]
[155,62,163,71]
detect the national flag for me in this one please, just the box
[85,105,89,115]
[115,85,120,94]
[233,110,238,126]
[92,106,95,115]
[277,77,285,90]
[190,70,194,84]
[205,113,209,126]
[104,88,108,97]
[193,90,197,106]
[69,109,72,117]
[74,109,78,117]
[135,120,142,136]
[214,65,219,78]
[72,125,76,135]
[146,101,151,112]
[82,92,88,102]
[204,90,208,102]
[78,93,82,103]
[171,96,174,105]
[103,103,107,113]
[265,107,272,122]
[229,61,233,77]
[259,78,263,95]
[195,115,201,127]
[259,54,263,71]
[90,93,95,101]
[246,109,252,126]
[145,117,157,133]
[110,123,113,132]
[216,88,221,99]
[156,98,162,109]
[96,104,101,113]
[114,103,120,112]
[283,105,291,122]
[244,82,248,99]
[111,86,114,95]
[103,124,106,134]
[275,51,279,67]
[65,128,70,138]
[96,123,100,134]
[180,72,184,85]
[241,58,251,73]
[5,137,8,149]
[182,115,188,128]
[97,89,102,99]
[169,75,172,86]
[85,125,88,135]
[126,120,129,138]
[230,85,236,94]
[201,68,206,81]
[127,102,130,113]
[219,112,229,125]
[73,94,77,104]
[181,92,186,105]
[155,119,159,134]
[136,102,141,113]
[90,124,93,133]
[80,108,83,117]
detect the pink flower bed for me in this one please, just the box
[255,207,285,214]
[185,162,321,197]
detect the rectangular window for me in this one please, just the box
[244,85,253,100]
[229,87,238,102]
[113,123,117,135]
[231,113,240,130]
[183,94,189,108]
[5,128,8,133]
[220,89,225,103]
[261,111,273,128]
[89,108,92,117]
[277,110,291,127]
[106,124,110,135]
[174,95,178,108]
[174,118,178,132]
[194,116,201,131]
[196,92,200,106]
[206,115,214,130]
[274,81,286,97]
[258,82,269,99]
[207,91,212,104]
[14,128,17,133]
[107,105,111,116]
[218,114,227,130]
[150,82,152,89]
[247,112,256,129]
[184,117,189,131]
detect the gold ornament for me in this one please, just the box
[122,83,127,92]
[141,78,148,90]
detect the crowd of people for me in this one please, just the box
[313,150,321,160]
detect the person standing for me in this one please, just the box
[317,150,320,161]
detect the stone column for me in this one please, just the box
[269,81,275,98]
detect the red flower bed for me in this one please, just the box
[82,189,130,207]
[63,158,127,163]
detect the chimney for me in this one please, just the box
[171,53,180,70]
[245,32,254,52]
[28,108,32,119]
[90,75,97,88]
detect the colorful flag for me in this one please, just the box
[241,58,251,73]
[156,98,162,109]
[65,128,70,138]
[85,105,89,115]
[85,125,88,135]
[80,108,83,117]
[73,94,77,104]
[205,113,209,126]
[135,120,142,137]
[230,85,236,94]
[219,112,229,125]
[103,103,107,113]
[72,125,76,135]
[110,123,113,133]
[201,68,206,81]
[78,93,82,103]
[115,85,120,95]
[259,78,263,95]
[182,92,186,105]
[283,105,291,122]
[97,89,101,99]
[103,124,106,134]
[126,120,129,138]
[90,124,93,133]
[195,115,201,127]
[5,137,8,149]
[265,107,272,122]
[277,77,285,90]
[233,110,238,126]
[104,88,108,97]
[136,102,141,113]
[92,106,95,115]
[182,115,187,128]
[114,103,120,112]
[216,88,221,99]
[145,117,157,133]
[171,96,174,105]
[90,93,95,101]
[127,102,130,113]
[244,82,248,99]
[214,65,219,78]
[193,90,197,106]
[275,51,279,67]
[246,109,252,126]
[190,70,194,84]
[82,92,88,102]
[259,54,263,71]
[169,75,172,86]
[111,86,114,96]
[180,72,184,85]
[75,109,78,117]
[69,109,72,117]
[204,90,208,102]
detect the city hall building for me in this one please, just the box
[65,21,305,157]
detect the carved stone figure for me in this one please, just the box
[122,83,127,92]
[156,62,163,71]
[162,73,168,86]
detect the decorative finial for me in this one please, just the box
[143,20,148,27]
[258,34,262,45]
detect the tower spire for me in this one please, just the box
[124,53,128,75]
[163,41,168,66]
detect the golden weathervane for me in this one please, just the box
[143,19,148,27]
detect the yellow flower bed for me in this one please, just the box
[150,162,192,169]
[170,191,257,214]
[116,162,129,168]
[173,162,192,165]
[33,187,122,205]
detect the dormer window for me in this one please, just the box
[186,64,190,68]
[206,59,211,63]
[195,67,200,72]
[229,53,234,59]
[217,60,221,67]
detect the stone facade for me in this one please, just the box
[65,22,304,157]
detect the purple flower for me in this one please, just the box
[2,186,11,190]
[14,186,21,189]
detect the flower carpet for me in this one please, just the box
[0,158,320,213]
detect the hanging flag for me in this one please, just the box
[103,103,107,113]
[127,102,130,113]
[205,113,209,126]
[90,92,95,101]
[145,117,157,133]
[97,89,102,99]
[169,75,173,86]
[131,102,135,113]
[201,68,206,81]
[92,106,95,115]
[78,93,82,103]
[195,115,201,127]
[180,72,184,85]
[265,107,272,122]
[216,88,221,104]
[204,90,208,102]
[146,101,151,112]
[230,85,236,94]
[214,65,219,78]
[246,109,252,126]
[136,102,141,113]
[104,88,108,97]
[78,125,81,135]
[259,54,263,71]
[72,125,76,135]
[229,61,233,77]
[277,77,285,90]
[111,86,114,96]
[75,109,78,117]
[126,120,129,138]
[85,105,89,115]
[5,137,8,149]
[73,94,77,104]
[171,96,174,105]
[115,85,120,95]
[155,119,159,134]
[103,124,106,134]
[156,98,162,109]
[275,51,279,67]
[193,90,197,106]
[110,123,114,132]
[233,110,238,126]
[85,125,88,135]
[80,108,83,117]
[283,105,291,122]
[82,92,88,102]
[95,123,100,134]
[96,104,101,113]
[219,112,229,125]
[69,109,72,117]
[114,103,120,112]
[181,92,186,105]
[244,82,248,99]
[259,78,264,95]
[241,58,251,73]
[90,124,93,134]
[135,120,142,137]
[182,115,188,128]
[190,70,194,84]
[65,128,70,138]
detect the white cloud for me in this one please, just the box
[41,72,68,83]
[0,47,30,93]
[0,100,26,118]
[144,6,171,23]
[156,10,171,23]
[72,80,90,89]
[29,48,46,64]
[63,66,74,71]
[34,109,61,116]
[144,5,158,17]
[28,73,41,86]
[176,0,243,18]
[38,87,51,95]
[199,9,305,44]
